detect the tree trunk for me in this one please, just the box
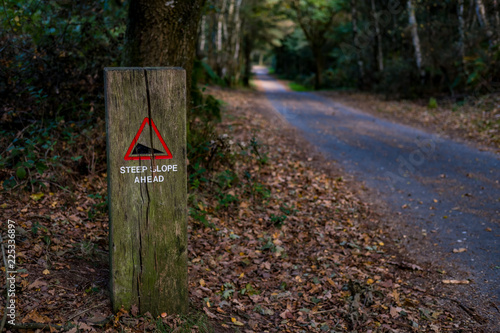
[312,45,323,90]
[351,0,365,86]
[226,0,235,85]
[198,15,207,58]
[467,0,475,30]
[216,0,227,76]
[207,12,216,70]
[232,0,242,84]
[457,0,468,76]
[475,0,494,46]
[494,0,500,28]
[242,34,252,87]
[122,0,206,105]
[407,0,425,82]
[371,0,384,72]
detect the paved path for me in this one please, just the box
[254,67,500,300]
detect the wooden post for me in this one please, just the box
[104,68,188,316]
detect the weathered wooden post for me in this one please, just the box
[104,68,187,316]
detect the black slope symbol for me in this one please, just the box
[131,143,165,156]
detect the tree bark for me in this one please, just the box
[474,0,494,46]
[312,44,324,89]
[494,0,500,28]
[232,0,243,84]
[457,0,467,76]
[351,0,365,86]
[216,0,227,76]
[371,0,384,72]
[407,0,425,82]
[198,15,207,58]
[291,0,335,90]
[242,34,252,87]
[122,0,206,104]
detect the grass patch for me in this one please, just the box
[289,82,313,92]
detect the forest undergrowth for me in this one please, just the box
[0,87,492,332]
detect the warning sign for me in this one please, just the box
[124,117,173,160]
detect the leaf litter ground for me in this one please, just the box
[0,88,496,332]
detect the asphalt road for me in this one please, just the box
[254,67,500,300]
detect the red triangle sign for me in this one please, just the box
[124,117,173,160]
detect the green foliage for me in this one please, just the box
[240,283,260,296]
[87,193,108,221]
[273,28,314,80]
[280,203,297,216]
[250,181,271,200]
[376,59,420,98]
[270,213,287,226]
[188,64,225,177]
[31,221,45,235]
[216,170,238,190]
[192,58,225,86]
[221,282,236,299]
[0,0,124,191]
[259,235,285,256]
[189,206,215,229]
[428,97,438,109]
[0,0,126,120]
[0,118,105,191]
[289,82,313,92]
[269,204,296,227]
[249,136,268,164]
[188,132,274,229]
[214,170,239,210]
[272,0,500,97]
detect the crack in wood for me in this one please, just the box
[143,69,152,310]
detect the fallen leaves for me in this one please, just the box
[0,172,111,328]
[0,88,485,332]
[28,278,48,289]
[390,306,404,318]
[442,279,470,285]
[185,88,473,332]
[453,248,467,253]
[231,317,244,326]
[30,192,44,201]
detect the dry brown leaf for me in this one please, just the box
[204,307,217,319]
[390,306,403,318]
[442,279,470,284]
[28,278,48,289]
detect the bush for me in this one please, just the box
[0,0,125,191]
[428,97,438,109]
[376,58,421,98]
[0,0,126,121]
[0,1,228,193]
